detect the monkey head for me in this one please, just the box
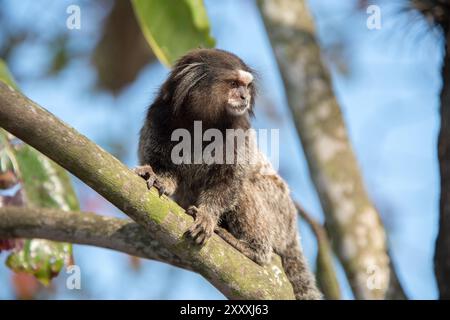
[160,48,257,123]
[224,69,254,116]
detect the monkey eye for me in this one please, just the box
[230,80,239,88]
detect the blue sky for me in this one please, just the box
[0,0,442,299]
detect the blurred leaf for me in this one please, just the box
[93,0,155,93]
[48,37,70,76]
[0,146,13,172]
[0,170,17,189]
[1,138,79,285]
[12,144,80,211]
[0,189,24,207]
[0,59,18,89]
[7,240,70,286]
[12,272,41,300]
[131,0,215,66]
[0,239,23,253]
[0,61,79,285]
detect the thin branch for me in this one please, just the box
[295,202,341,300]
[0,81,295,300]
[0,206,191,270]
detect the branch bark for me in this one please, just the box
[0,81,295,300]
[0,206,191,270]
[258,0,404,299]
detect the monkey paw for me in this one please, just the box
[134,165,167,197]
[185,206,215,245]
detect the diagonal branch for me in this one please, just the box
[0,206,191,270]
[0,81,295,300]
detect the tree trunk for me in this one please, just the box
[258,0,404,299]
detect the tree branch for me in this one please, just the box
[295,202,341,300]
[0,81,295,300]
[0,206,191,270]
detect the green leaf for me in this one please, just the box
[6,240,70,286]
[0,59,18,89]
[13,144,80,212]
[0,60,79,285]
[1,134,79,285]
[131,0,215,67]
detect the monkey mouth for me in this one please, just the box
[227,103,249,116]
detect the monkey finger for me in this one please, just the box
[197,227,214,244]
[185,206,198,218]
[195,233,206,245]
[133,167,145,178]
[133,165,154,180]
[157,186,165,197]
[201,231,213,245]
[134,166,165,193]
[152,180,166,197]
[191,226,205,239]
[145,176,157,190]
[187,223,202,238]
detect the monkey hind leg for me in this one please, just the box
[279,240,323,300]
[215,227,272,266]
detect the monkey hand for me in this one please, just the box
[185,206,216,245]
[134,165,168,197]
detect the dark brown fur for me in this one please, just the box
[137,48,321,299]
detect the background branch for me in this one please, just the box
[0,81,295,300]
[295,202,341,300]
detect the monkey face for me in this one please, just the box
[165,49,257,122]
[225,70,254,116]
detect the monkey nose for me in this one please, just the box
[238,87,248,101]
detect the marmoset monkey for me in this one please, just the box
[136,48,321,300]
